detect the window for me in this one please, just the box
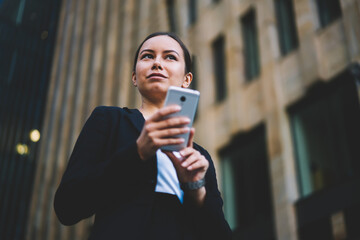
[274,0,299,55]
[220,125,276,239]
[289,75,360,197]
[241,9,260,81]
[316,0,342,28]
[190,55,197,90]
[188,0,197,25]
[212,35,227,102]
[166,0,177,33]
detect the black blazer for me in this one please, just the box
[54,106,232,240]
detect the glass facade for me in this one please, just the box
[220,125,275,240]
[0,0,61,239]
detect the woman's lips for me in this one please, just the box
[147,73,167,80]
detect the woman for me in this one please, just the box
[54,32,232,240]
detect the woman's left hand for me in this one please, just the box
[163,128,209,184]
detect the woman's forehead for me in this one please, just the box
[140,35,183,55]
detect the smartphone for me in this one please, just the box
[160,86,200,152]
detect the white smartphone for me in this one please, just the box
[160,86,200,152]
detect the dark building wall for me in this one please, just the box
[0,1,62,239]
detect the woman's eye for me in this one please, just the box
[141,54,153,59]
[165,55,177,60]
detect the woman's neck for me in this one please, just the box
[138,99,164,120]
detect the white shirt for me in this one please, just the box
[155,150,184,203]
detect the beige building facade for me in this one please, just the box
[27,0,360,239]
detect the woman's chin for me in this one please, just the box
[139,85,167,100]
[148,83,169,93]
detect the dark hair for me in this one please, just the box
[132,32,192,74]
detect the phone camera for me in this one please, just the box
[180,96,186,102]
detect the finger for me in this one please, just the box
[181,152,199,168]
[155,116,191,130]
[153,138,185,148]
[186,157,209,171]
[150,105,181,122]
[187,128,195,147]
[152,127,190,139]
[143,118,190,138]
[179,147,195,158]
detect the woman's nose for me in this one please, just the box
[152,58,163,70]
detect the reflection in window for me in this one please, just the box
[289,75,360,197]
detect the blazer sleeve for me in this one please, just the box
[54,107,151,226]
[184,145,232,240]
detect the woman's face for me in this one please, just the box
[132,35,192,102]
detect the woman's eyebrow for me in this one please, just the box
[140,49,154,55]
[140,49,180,57]
[163,50,180,57]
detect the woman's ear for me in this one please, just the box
[181,72,193,88]
[131,72,137,87]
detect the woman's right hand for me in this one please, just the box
[136,105,190,161]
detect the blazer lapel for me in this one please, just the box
[122,107,144,133]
